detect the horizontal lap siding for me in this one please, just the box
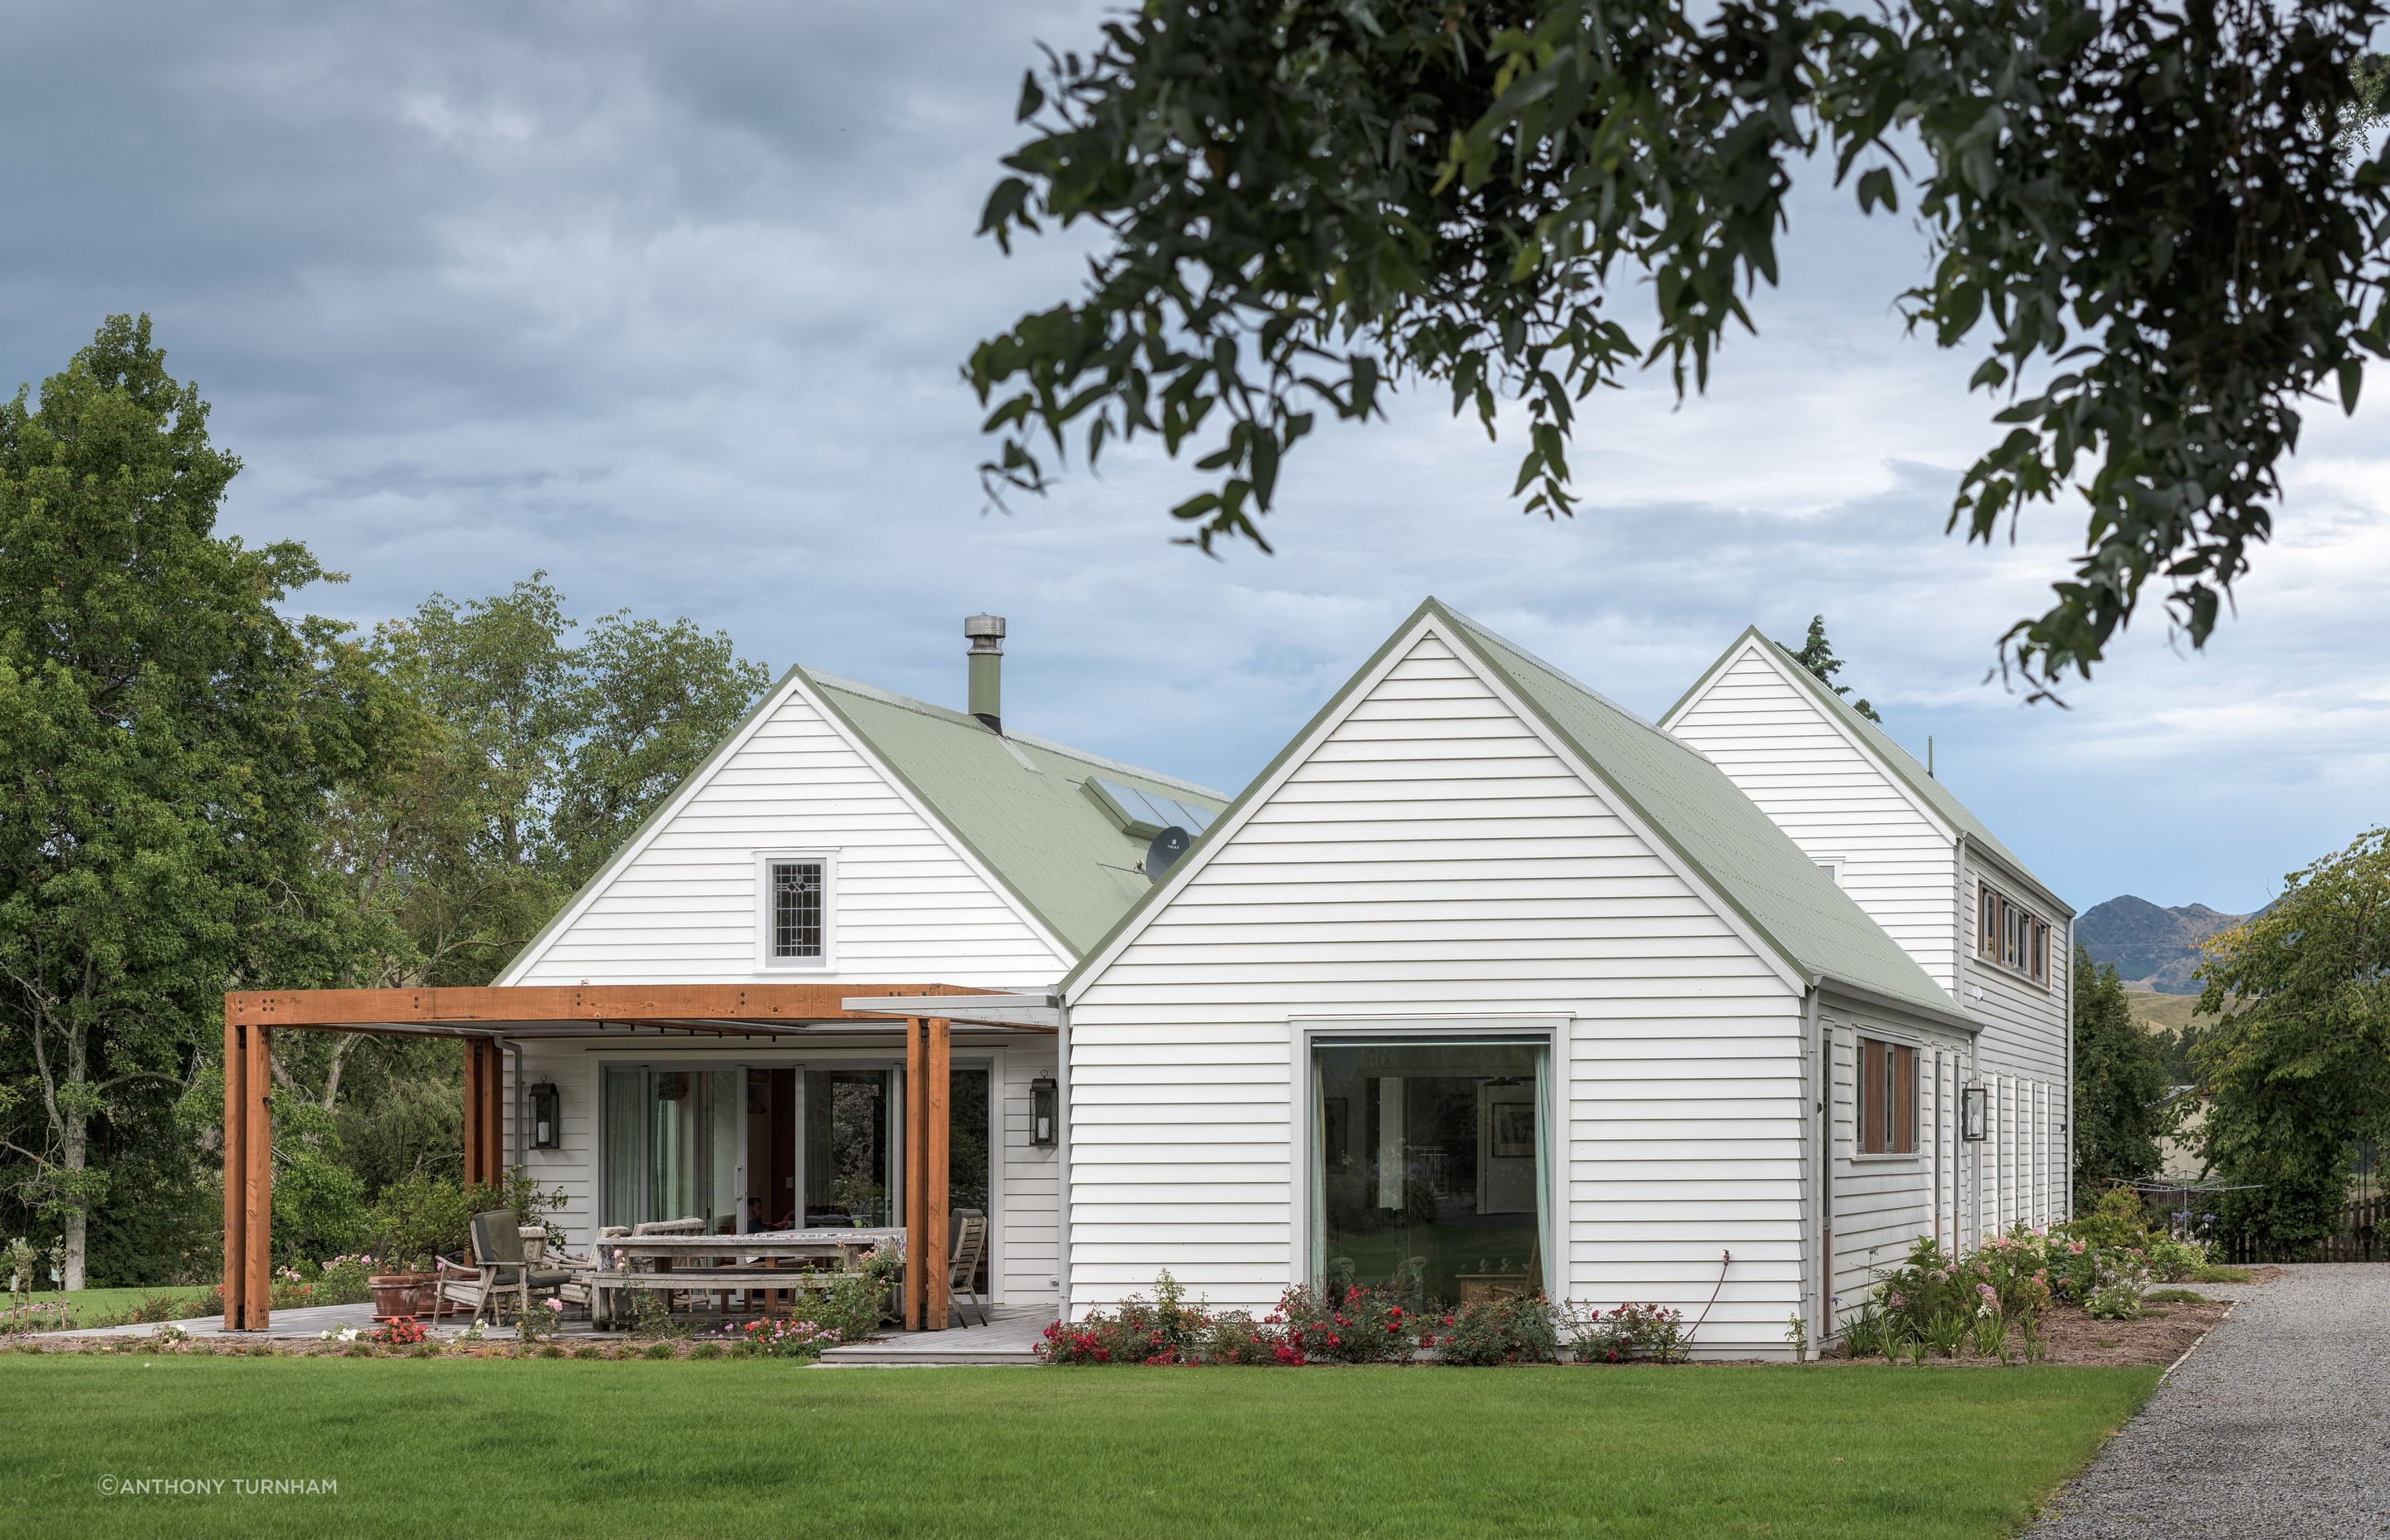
[1959,855,2071,1227]
[1069,633,1807,1353]
[998,1044,1060,1302]
[508,682,1065,987]
[1962,853,2069,1082]
[1669,651,1960,993]
[1826,1006,1971,1319]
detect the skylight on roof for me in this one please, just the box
[1083,777,1216,838]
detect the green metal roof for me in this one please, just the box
[1066,599,1968,1024]
[801,670,1227,958]
[1667,626,2068,916]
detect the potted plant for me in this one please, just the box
[364,1172,475,1318]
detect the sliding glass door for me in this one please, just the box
[1310,1038,1549,1309]
[602,1062,992,1236]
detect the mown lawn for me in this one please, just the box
[11,1286,217,1325]
[0,1356,2156,1539]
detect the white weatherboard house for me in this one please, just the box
[497,600,2072,1355]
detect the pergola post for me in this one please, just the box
[462,1037,504,1187]
[222,1003,273,1331]
[924,1016,951,1333]
[900,1015,954,1332]
[221,1009,244,1330]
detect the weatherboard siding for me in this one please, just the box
[1824,1006,1973,1318]
[1666,647,1961,993]
[503,679,1067,988]
[1067,631,1811,1353]
[1960,849,2071,1083]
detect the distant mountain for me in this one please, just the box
[2080,895,2253,994]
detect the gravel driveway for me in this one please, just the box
[2027,1264,2390,1538]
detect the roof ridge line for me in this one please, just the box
[808,670,1227,802]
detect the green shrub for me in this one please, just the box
[641,1341,676,1360]
[1037,1270,1217,1365]
[1568,1302,1689,1364]
[803,1243,902,1344]
[1204,1310,1297,1366]
[1277,1283,1418,1364]
[732,1319,842,1359]
[2144,1287,2208,1304]
[1428,1295,1558,1366]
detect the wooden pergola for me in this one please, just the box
[221,983,1045,1333]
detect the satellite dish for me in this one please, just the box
[1144,826,1192,884]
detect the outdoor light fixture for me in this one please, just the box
[529,1081,562,1151]
[1960,1084,1989,1143]
[1030,1076,1057,1148]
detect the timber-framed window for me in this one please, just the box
[1977,880,2051,987]
[1856,1036,1917,1156]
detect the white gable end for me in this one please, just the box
[1067,629,1807,1335]
[1666,642,1961,993]
[502,674,1068,988]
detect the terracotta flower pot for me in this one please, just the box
[369,1273,437,1321]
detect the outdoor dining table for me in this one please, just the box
[602,1228,905,1267]
[588,1228,905,1324]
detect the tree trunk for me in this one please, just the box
[59,1101,86,1292]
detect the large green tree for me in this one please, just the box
[262,580,769,1215]
[362,576,771,987]
[0,317,400,1287]
[970,2,2390,692]
[2193,828,2390,1248]
[2071,945,2172,1199]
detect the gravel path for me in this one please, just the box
[2027,1265,2390,1538]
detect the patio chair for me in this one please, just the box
[560,1226,629,1325]
[433,1209,579,1330]
[948,1207,989,1328]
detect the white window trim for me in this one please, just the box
[756,850,837,971]
[1816,855,1846,887]
[1288,1014,1573,1306]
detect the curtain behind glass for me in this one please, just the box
[1534,1046,1552,1295]
[602,1069,643,1229]
[707,1070,740,1233]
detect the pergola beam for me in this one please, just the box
[217,982,995,1333]
[227,983,994,1029]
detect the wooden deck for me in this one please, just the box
[817,1303,1052,1365]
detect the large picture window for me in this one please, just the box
[1857,1037,1917,1156]
[1977,880,2051,987]
[1310,1037,1548,1309]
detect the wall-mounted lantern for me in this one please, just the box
[1030,1076,1058,1148]
[1960,1084,1989,1143]
[529,1081,562,1151]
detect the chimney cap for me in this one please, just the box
[964,614,1005,654]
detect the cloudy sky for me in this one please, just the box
[6,2,2384,915]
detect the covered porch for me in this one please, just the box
[220,983,1062,1335]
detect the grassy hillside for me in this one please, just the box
[2124,991,2210,1033]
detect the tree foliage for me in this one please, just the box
[2070,945,2171,1198]
[0,316,403,1286]
[1783,616,1878,722]
[2192,828,2390,1247]
[0,324,776,1284]
[359,575,771,988]
[970,1,2390,691]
